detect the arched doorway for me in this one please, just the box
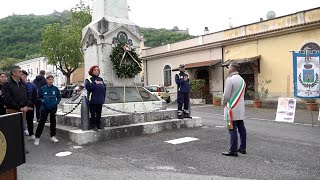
[196,69,211,104]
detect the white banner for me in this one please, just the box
[275,98,296,123]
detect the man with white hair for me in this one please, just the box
[222,63,247,157]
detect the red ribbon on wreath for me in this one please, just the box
[120,44,141,68]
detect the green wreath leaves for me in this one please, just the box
[110,43,142,79]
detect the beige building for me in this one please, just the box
[222,8,320,99]
[141,33,225,103]
[141,7,320,102]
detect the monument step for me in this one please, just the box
[56,109,178,128]
[44,117,202,145]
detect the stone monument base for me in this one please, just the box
[46,117,202,145]
[53,87,202,145]
[53,109,202,145]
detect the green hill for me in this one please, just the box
[0,11,70,60]
[0,13,194,60]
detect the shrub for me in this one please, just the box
[190,79,205,99]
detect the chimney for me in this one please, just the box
[204,27,209,35]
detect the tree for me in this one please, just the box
[0,58,20,72]
[41,0,91,84]
[139,27,195,48]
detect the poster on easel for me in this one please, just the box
[293,52,320,98]
[275,98,296,123]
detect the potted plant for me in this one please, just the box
[304,98,318,111]
[213,95,222,106]
[248,77,271,108]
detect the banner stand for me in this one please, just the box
[291,48,320,128]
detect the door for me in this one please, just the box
[196,69,211,104]
[241,74,254,100]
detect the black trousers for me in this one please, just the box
[35,108,57,138]
[35,100,42,120]
[177,92,190,111]
[229,120,247,152]
[0,107,5,115]
[26,106,35,136]
[89,104,102,128]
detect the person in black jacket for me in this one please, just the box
[21,70,38,140]
[0,72,8,115]
[2,66,33,113]
[2,66,33,154]
[33,70,46,122]
[175,64,190,119]
[85,65,106,131]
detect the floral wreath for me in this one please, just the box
[110,32,142,79]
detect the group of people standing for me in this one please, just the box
[0,66,61,150]
[1,63,246,157]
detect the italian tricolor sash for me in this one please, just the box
[226,79,246,129]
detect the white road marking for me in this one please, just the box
[146,166,177,171]
[215,125,226,128]
[55,151,72,157]
[71,146,83,149]
[192,105,215,108]
[165,137,199,145]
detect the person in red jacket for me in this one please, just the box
[85,65,106,131]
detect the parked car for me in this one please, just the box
[145,85,171,103]
[60,84,77,98]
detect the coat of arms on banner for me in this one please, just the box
[293,52,320,98]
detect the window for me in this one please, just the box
[163,65,172,86]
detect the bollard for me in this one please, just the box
[81,96,90,130]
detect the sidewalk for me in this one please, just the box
[187,103,320,126]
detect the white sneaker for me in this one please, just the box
[24,130,29,136]
[34,138,40,146]
[50,136,59,143]
[28,135,36,141]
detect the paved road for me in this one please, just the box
[18,104,320,180]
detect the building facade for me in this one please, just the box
[142,34,225,104]
[141,7,320,103]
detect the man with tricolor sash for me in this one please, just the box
[222,63,247,157]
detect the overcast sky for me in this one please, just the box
[0,0,319,35]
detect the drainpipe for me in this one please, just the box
[222,47,225,92]
[145,60,148,86]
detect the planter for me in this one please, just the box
[213,99,221,106]
[253,100,262,108]
[306,102,318,111]
[190,99,205,105]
